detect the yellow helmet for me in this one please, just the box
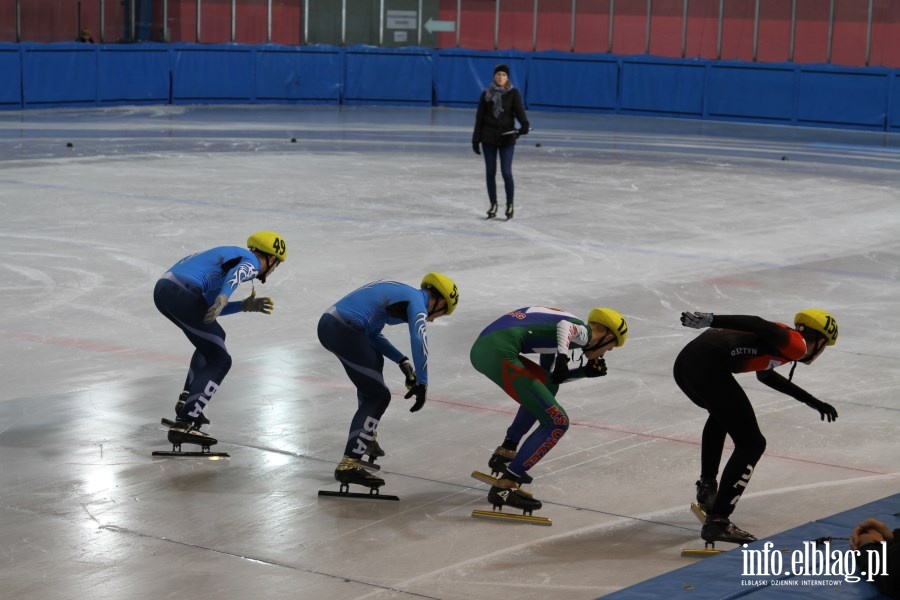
[247,231,287,262]
[587,307,628,347]
[421,272,459,315]
[794,308,838,346]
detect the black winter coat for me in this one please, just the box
[472,86,529,147]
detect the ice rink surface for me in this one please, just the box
[0,105,898,600]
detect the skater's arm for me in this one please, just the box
[406,302,430,386]
[756,369,838,422]
[512,90,529,135]
[370,333,405,365]
[711,315,806,360]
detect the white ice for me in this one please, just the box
[0,105,898,600]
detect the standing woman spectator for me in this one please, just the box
[472,64,530,220]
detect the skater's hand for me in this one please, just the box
[681,311,714,329]
[550,353,570,384]
[241,290,274,314]
[517,127,529,138]
[850,519,893,549]
[802,396,838,422]
[405,383,427,412]
[584,357,607,378]
[398,357,416,390]
[203,294,229,324]
[472,141,481,155]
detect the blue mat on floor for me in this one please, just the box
[601,493,899,599]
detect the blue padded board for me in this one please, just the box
[601,493,899,599]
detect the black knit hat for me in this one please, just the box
[493,63,510,76]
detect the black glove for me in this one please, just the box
[398,357,416,391]
[550,353,570,384]
[802,397,838,422]
[517,127,529,137]
[472,141,481,155]
[584,357,608,378]
[405,383,427,412]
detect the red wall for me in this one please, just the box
[3,0,898,68]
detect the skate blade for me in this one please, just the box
[471,509,551,526]
[470,471,533,498]
[161,417,176,427]
[152,450,229,459]
[681,547,724,558]
[318,489,399,501]
[360,459,381,472]
[690,502,707,524]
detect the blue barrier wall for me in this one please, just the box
[0,42,897,132]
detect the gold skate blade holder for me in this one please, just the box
[681,502,722,557]
[470,471,533,498]
[471,509,552,526]
[690,502,707,524]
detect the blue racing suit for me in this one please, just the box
[153,246,261,423]
[317,280,431,458]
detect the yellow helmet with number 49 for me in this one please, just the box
[421,272,459,315]
[247,231,287,262]
[587,307,629,347]
[794,308,838,346]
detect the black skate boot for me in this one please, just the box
[486,203,498,219]
[505,203,514,220]
[366,437,385,460]
[175,392,210,426]
[701,516,758,544]
[335,457,385,489]
[488,446,533,485]
[167,420,217,447]
[695,478,718,513]
[487,475,542,513]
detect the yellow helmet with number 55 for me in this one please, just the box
[421,272,459,315]
[247,231,287,262]
[587,307,628,347]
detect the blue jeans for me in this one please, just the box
[482,143,515,205]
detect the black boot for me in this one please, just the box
[366,437,385,460]
[486,203,498,219]
[695,478,718,513]
[335,457,385,488]
[487,475,542,512]
[487,446,533,484]
[505,203,514,220]
[168,420,217,447]
[175,392,210,426]
[701,516,757,544]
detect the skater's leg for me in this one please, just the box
[154,279,231,425]
[318,313,392,460]
[498,143,515,205]
[505,405,538,445]
[706,385,766,518]
[482,143,499,205]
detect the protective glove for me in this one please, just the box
[405,383,427,412]
[584,357,608,378]
[472,141,481,155]
[241,290,274,314]
[550,353,570,384]
[681,311,714,329]
[517,127,529,137]
[203,294,228,324]
[399,357,416,391]
[802,397,838,422]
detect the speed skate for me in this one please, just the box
[318,456,398,501]
[470,471,551,526]
[680,502,723,557]
[153,417,230,459]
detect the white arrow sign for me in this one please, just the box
[424,18,456,33]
